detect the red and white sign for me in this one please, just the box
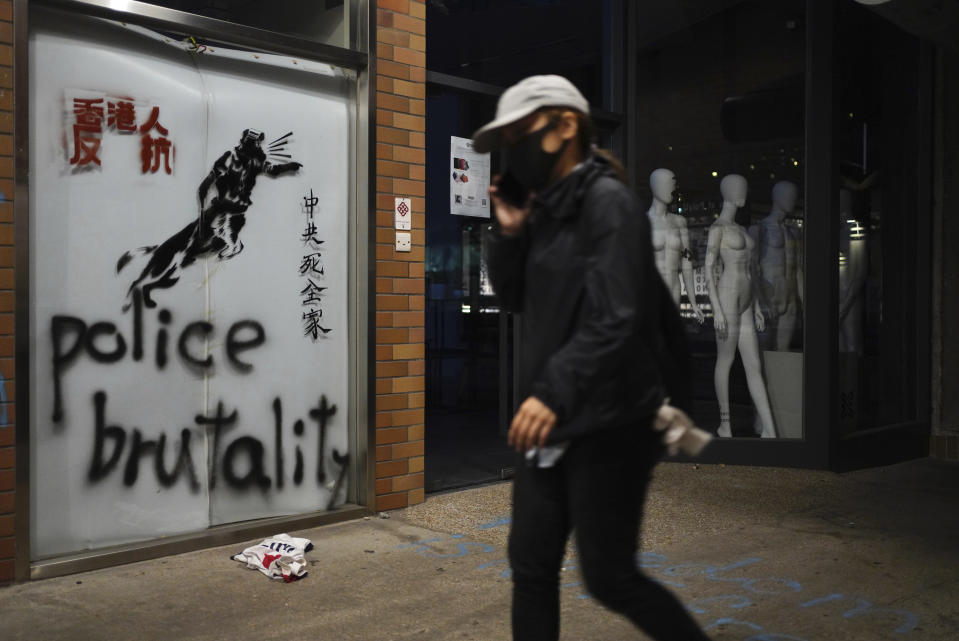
[394,197,411,230]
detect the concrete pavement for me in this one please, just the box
[0,458,957,640]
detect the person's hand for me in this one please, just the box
[693,306,706,325]
[508,396,557,452]
[713,310,727,339]
[653,401,712,457]
[653,403,694,431]
[489,177,532,235]
[654,402,691,456]
[754,308,766,332]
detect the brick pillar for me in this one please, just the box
[0,0,13,584]
[373,0,426,511]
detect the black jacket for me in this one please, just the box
[485,153,673,443]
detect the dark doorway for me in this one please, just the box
[424,0,625,492]
[424,87,515,492]
[834,0,932,467]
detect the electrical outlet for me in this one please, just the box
[395,232,412,252]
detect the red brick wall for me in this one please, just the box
[0,0,13,585]
[373,0,427,511]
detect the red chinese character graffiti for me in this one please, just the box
[139,106,173,174]
[141,136,173,174]
[107,100,137,132]
[69,97,104,167]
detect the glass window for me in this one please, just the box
[837,0,924,434]
[141,1,348,48]
[427,0,611,109]
[634,0,806,440]
[30,10,356,557]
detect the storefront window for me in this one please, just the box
[143,1,349,48]
[837,0,924,434]
[29,10,356,558]
[427,0,611,109]
[634,0,806,440]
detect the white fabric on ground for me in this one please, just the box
[232,534,313,582]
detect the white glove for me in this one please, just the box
[653,402,713,457]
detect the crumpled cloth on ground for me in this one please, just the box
[232,534,313,582]
[653,403,713,457]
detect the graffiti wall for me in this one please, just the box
[29,13,352,558]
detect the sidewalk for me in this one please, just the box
[0,458,957,640]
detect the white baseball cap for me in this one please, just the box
[471,75,590,153]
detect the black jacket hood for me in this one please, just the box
[535,152,620,221]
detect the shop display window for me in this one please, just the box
[635,0,807,440]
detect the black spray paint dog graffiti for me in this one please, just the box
[118,129,301,309]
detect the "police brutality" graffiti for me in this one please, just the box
[48,288,347,500]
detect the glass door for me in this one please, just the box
[423,0,625,490]
[425,87,515,492]
[834,0,932,465]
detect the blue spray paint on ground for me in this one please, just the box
[476,516,511,530]
[801,594,919,635]
[395,514,920,638]
[687,594,753,614]
[397,534,495,558]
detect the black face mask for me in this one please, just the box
[504,120,569,191]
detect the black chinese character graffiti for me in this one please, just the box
[298,188,331,340]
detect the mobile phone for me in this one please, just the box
[496,170,529,207]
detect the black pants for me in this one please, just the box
[508,423,711,641]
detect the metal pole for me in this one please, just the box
[36,0,368,69]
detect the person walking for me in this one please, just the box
[473,75,712,641]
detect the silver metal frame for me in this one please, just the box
[38,0,367,69]
[13,0,30,583]
[360,0,378,523]
[624,0,638,188]
[31,505,365,580]
[15,0,375,581]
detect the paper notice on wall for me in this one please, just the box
[450,136,490,218]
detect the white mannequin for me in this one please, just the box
[647,169,705,322]
[838,188,867,353]
[705,174,777,438]
[750,181,803,351]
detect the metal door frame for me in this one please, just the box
[14,0,375,581]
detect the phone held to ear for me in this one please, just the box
[496,170,529,208]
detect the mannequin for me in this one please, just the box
[838,188,867,353]
[750,181,803,350]
[647,168,705,322]
[705,174,777,438]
